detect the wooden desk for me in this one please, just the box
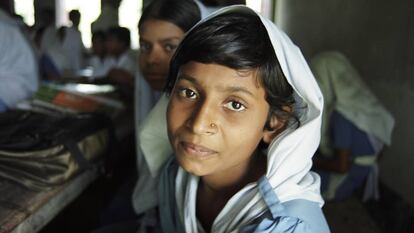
[0,168,99,233]
[0,83,135,232]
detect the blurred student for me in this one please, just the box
[104,26,136,86]
[311,51,395,201]
[36,9,73,76]
[34,27,61,80]
[88,30,116,79]
[0,7,38,111]
[62,9,86,72]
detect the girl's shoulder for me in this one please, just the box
[241,177,330,233]
[241,199,330,233]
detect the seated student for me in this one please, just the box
[310,51,395,201]
[33,27,62,80]
[156,6,329,233]
[0,8,38,112]
[88,30,116,79]
[104,26,136,86]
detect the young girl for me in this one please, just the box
[157,6,330,233]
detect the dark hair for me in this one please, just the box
[107,26,131,48]
[92,30,106,41]
[165,12,297,127]
[138,0,201,33]
[69,10,80,20]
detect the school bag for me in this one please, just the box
[0,110,112,191]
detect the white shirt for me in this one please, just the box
[62,27,85,71]
[39,26,71,73]
[0,10,38,107]
[88,55,116,78]
[114,50,136,75]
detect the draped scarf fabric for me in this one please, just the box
[170,6,325,233]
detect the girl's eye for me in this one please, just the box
[164,43,178,52]
[139,42,151,53]
[224,101,246,112]
[178,88,197,99]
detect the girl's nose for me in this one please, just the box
[186,100,218,135]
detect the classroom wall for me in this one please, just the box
[275,0,414,205]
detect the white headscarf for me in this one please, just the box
[310,51,395,155]
[173,6,324,233]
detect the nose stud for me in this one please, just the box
[210,123,216,128]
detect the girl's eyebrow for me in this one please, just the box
[178,74,254,97]
[177,74,198,84]
[219,86,255,97]
[160,37,181,43]
[139,37,181,43]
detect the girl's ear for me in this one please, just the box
[262,110,290,144]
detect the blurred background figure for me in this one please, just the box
[37,8,72,76]
[311,51,395,202]
[33,26,62,80]
[69,9,81,30]
[88,30,116,79]
[0,4,38,112]
[105,26,136,87]
[37,8,86,77]
[64,9,86,72]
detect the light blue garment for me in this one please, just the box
[318,111,376,201]
[132,68,162,214]
[0,10,38,108]
[241,177,330,233]
[0,100,7,112]
[159,158,331,233]
[158,158,184,233]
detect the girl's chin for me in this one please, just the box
[176,156,210,176]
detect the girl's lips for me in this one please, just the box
[180,141,217,157]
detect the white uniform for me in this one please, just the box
[0,9,38,108]
[62,27,85,71]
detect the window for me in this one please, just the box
[119,0,141,49]
[14,0,35,26]
[57,0,101,48]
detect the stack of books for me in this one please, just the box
[29,83,124,117]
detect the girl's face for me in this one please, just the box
[139,19,185,91]
[167,61,276,178]
[92,37,106,57]
[105,36,123,57]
